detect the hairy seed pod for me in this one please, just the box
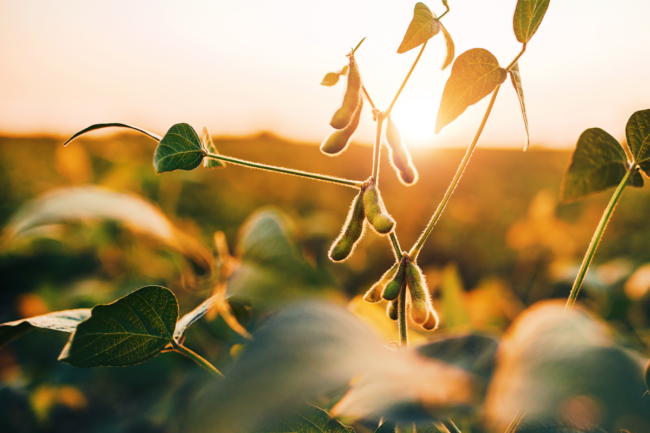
[363,261,399,303]
[422,304,439,331]
[321,98,363,156]
[329,189,366,262]
[382,258,407,301]
[406,261,429,325]
[387,299,398,321]
[386,116,418,185]
[363,180,395,235]
[330,58,361,129]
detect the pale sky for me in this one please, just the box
[1,0,649,149]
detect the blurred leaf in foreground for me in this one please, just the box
[259,404,354,433]
[0,309,91,349]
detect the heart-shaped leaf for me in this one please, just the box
[0,309,91,349]
[260,404,354,433]
[397,3,441,54]
[513,0,551,44]
[321,72,340,87]
[202,127,226,169]
[154,123,205,174]
[509,63,530,151]
[64,123,161,146]
[439,22,455,70]
[560,128,643,203]
[626,109,650,175]
[435,48,507,133]
[59,286,178,367]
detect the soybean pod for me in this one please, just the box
[422,303,439,331]
[382,257,407,301]
[364,261,399,303]
[387,299,398,321]
[321,98,363,156]
[386,116,418,185]
[363,180,395,235]
[330,57,361,129]
[405,261,429,325]
[328,189,366,262]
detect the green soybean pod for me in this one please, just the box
[382,258,406,301]
[321,98,363,156]
[406,262,429,325]
[363,180,396,235]
[386,116,418,185]
[363,261,399,303]
[329,190,366,262]
[330,58,361,129]
[387,299,398,321]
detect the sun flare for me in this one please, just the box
[391,97,438,145]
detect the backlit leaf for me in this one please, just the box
[509,63,530,151]
[321,72,340,87]
[59,286,178,367]
[560,128,643,203]
[513,0,551,44]
[340,65,349,76]
[202,126,226,169]
[153,123,204,174]
[0,309,91,349]
[435,48,507,133]
[63,123,161,146]
[397,3,441,54]
[439,22,455,70]
[625,109,650,175]
[260,404,354,433]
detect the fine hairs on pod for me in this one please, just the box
[363,261,399,303]
[321,98,363,156]
[382,256,407,301]
[386,116,418,185]
[405,261,429,325]
[362,180,396,235]
[328,189,366,262]
[330,57,361,130]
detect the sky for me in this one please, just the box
[0,0,649,149]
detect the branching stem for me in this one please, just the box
[506,44,527,71]
[172,340,224,378]
[409,85,502,259]
[565,170,631,312]
[204,153,362,189]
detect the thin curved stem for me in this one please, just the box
[362,86,377,110]
[371,115,385,182]
[506,44,527,72]
[565,170,631,312]
[172,340,224,378]
[386,41,428,117]
[409,85,502,260]
[204,153,362,189]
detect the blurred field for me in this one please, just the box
[2,133,650,432]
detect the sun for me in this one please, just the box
[390,97,438,144]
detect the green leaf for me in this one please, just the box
[202,126,226,169]
[397,3,441,54]
[626,109,650,175]
[439,22,455,70]
[59,286,178,367]
[560,128,643,203]
[509,62,530,151]
[260,404,354,433]
[321,72,340,87]
[0,309,91,349]
[513,0,551,44]
[340,65,349,76]
[153,123,205,174]
[435,48,507,133]
[174,293,219,340]
[63,123,161,146]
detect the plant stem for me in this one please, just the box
[565,170,631,312]
[371,115,386,182]
[442,419,461,433]
[204,153,362,189]
[505,44,527,72]
[389,232,402,258]
[438,10,449,20]
[398,282,408,347]
[409,85,502,260]
[362,86,377,110]
[386,42,428,117]
[172,340,224,378]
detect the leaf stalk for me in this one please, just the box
[565,170,631,312]
[371,115,386,182]
[386,41,428,117]
[172,340,224,378]
[506,44,527,72]
[204,153,362,189]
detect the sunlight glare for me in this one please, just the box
[391,97,438,145]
